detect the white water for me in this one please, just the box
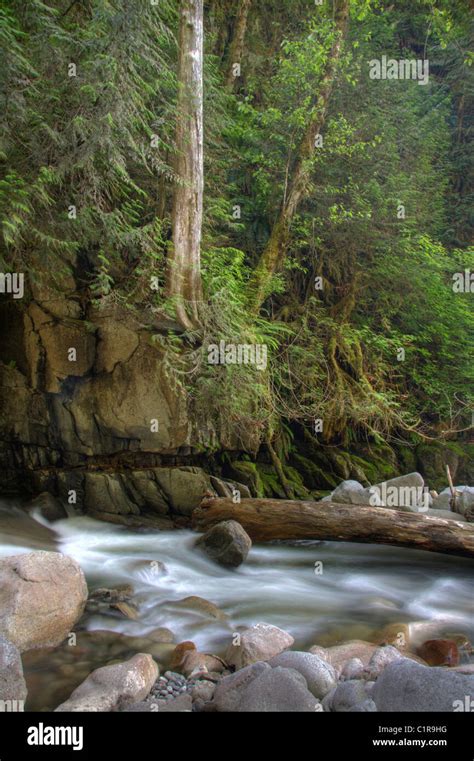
[1,504,473,652]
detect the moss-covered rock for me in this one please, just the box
[228,461,265,497]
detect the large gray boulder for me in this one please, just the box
[225,623,294,669]
[213,662,320,712]
[330,473,429,510]
[195,520,252,567]
[55,653,158,712]
[0,552,88,652]
[213,662,270,712]
[432,486,474,520]
[323,680,372,712]
[0,636,27,709]
[372,659,474,712]
[268,651,337,699]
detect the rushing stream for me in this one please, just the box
[1,502,473,710]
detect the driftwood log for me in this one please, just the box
[192,498,474,559]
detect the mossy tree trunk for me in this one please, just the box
[225,0,252,88]
[167,0,204,330]
[248,0,350,311]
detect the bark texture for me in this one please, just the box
[192,497,474,558]
[167,0,204,329]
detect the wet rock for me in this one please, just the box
[225,623,294,669]
[172,596,228,622]
[310,640,377,671]
[0,551,88,652]
[146,628,175,644]
[417,639,460,667]
[169,642,225,677]
[372,659,474,712]
[195,520,252,568]
[153,467,211,516]
[366,646,404,680]
[55,653,158,712]
[340,658,365,681]
[214,662,319,712]
[0,636,27,707]
[432,486,474,518]
[323,680,371,712]
[213,662,270,712]
[236,666,320,712]
[191,680,216,703]
[28,492,67,522]
[268,651,337,699]
[210,477,251,500]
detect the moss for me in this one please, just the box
[290,454,339,490]
[229,461,265,497]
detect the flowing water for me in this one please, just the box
[1,501,473,710]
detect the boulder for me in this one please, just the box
[169,642,225,677]
[195,520,252,568]
[310,640,377,670]
[214,663,319,712]
[154,467,210,516]
[432,486,474,518]
[323,680,371,712]
[55,653,158,712]
[372,659,474,712]
[0,636,27,708]
[340,658,365,681]
[235,666,320,712]
[268,651,337,699]
[171,596,228,622]
[0,552,88,652]
[28,492,67,522]
[365,646,404,680]
[225,623,294,669]
[417,639,460,667]
[213,662,270,712]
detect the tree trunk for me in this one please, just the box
[248,0,350,310]
[192,497,474,559]
[167,0,204,330]
[225,0,252,88]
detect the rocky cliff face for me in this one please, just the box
[0,276,259,525]
[1,274,472,525]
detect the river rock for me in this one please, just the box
[323,679,371,712]
[340,658,365,681]
[432,486,474,518]
[0,551,88,652]
[310,640,377,670]
[169,642,225,677]
[214,663,319,712]
[28,492,67,522]
[372,659,474,712]
[171,596,228,621]
[210,477,251,500]
[268,651,337,698]
[225,623,294,669]
[417,639,460,667]
[366,646,404,679]
[330,481,382,506]
[0,635,27,707]
[213,662,270,711]
[195,520,252,568]
[55,653,158,712]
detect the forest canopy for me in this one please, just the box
[0,0,472,450]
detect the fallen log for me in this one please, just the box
[192,498,474,559]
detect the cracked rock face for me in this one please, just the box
[0,551,88,652]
